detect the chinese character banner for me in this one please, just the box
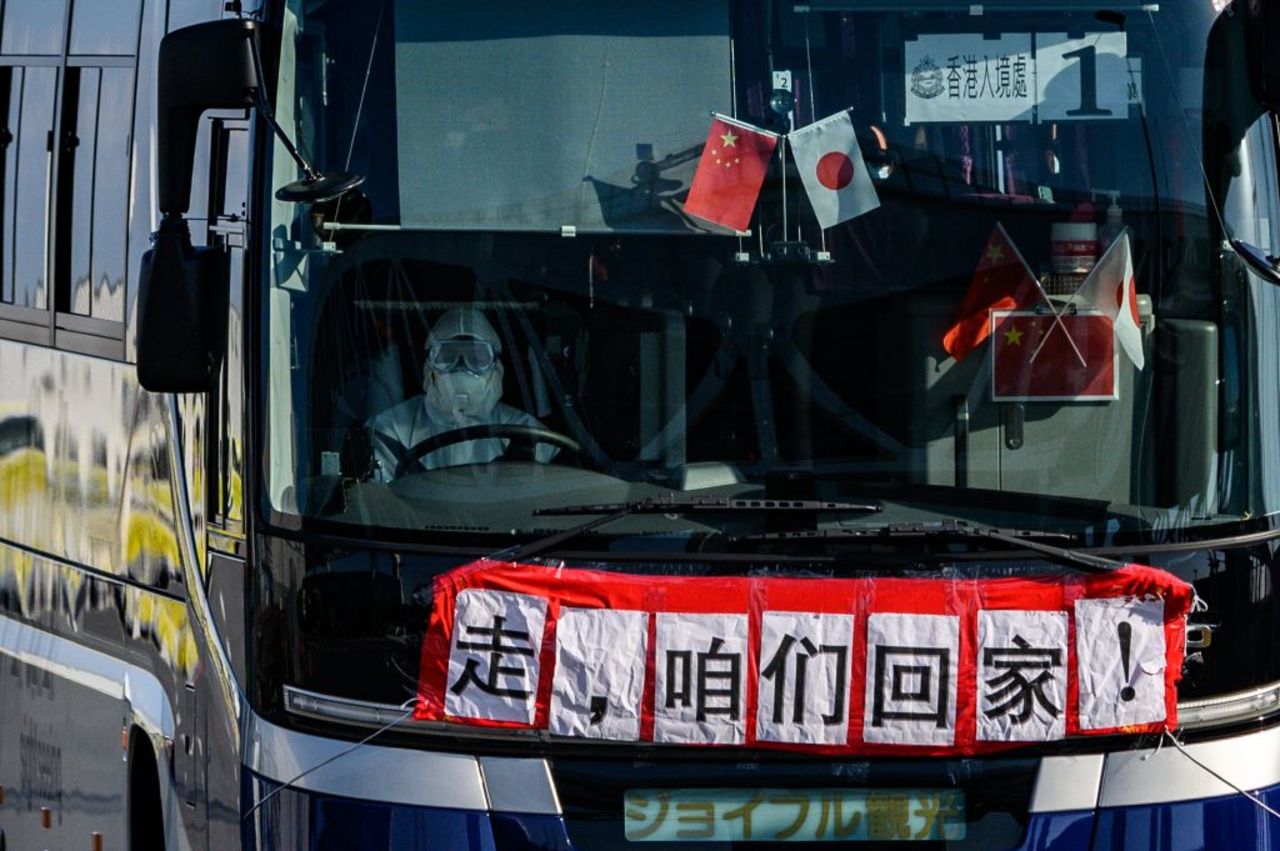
[416,560,1193,755]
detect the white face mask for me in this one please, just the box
[424,364,503,424]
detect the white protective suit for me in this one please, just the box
[368,309,556,479]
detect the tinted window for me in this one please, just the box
[68,68,98,314]
[2,0,69,56]
[0,68,16,305]
[265,0,1280,547]
[66,66,132,321]
[70,0,142,56]
[126,0,165,355]
[11,67,56,310]
[90,68,132,321]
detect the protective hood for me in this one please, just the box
[426,308,504,353]
[423,307,505,425]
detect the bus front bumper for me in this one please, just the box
[241,715,1280,850]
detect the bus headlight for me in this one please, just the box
[1178,680,1280,730]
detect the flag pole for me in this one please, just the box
[802,16,824,249]
[999,223,1087,369]
[1025,278,1087,366]
[780,134,789,246]
[1028,237,1130,366]
[788,112,798,241]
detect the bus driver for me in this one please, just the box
[368,308,555,479]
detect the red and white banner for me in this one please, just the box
[417,560,1193,756]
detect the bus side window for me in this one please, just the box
[58,65,133,324]
[1,0,69,56]
[0,69,13,309]
[69,0,142,56]
[207,120,248,536]
[3,67,57,316]
[49,0,147,354]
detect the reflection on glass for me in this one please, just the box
[0,68,18,305]
[91,68,131,323]
[69,0,143,56]
[69,67,100,316]
[13,67,56,311]
[1,0,70,56]
[263,0,1278,550]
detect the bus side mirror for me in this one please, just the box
[157,18,259,216]
[137,217,227,392]
[137,18,258,392]
[1245,0,1280,110]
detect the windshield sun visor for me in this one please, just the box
[393,0,734,234]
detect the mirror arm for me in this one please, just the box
[246,30,320,184]
[1229,238,1280,286]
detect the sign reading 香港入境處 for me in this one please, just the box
[904,31,1140,125]
[417,560,1193,756]
[905,33,1036,125]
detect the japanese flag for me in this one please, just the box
[789,110,879,230]
[1074,230,1145,370]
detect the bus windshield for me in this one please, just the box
[262,0,1280,551]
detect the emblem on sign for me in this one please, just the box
[910,56,946,99]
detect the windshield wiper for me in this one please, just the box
[492,498,659,563]
[494,496,881,563]
[534,496,883,516]
[736,520,1124,573]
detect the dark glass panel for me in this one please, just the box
[12,66,57,309]
[0,68,19,304]
[68,67,99,315]
[90,67,131,322]
[2,0,69,56]
[70,0,142,56]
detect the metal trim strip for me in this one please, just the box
[279,686,562,813]
[243,713,492,811]
[1098,724,1280,807]
[0,613,174,740]
[0,534,184,601]
[479,756,562,815]
[166,398,244,726]
[1028,754,1104,812]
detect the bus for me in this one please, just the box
[3,0,1280,847]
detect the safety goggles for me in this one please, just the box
[427,337,498,375]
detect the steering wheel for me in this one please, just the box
[394,424,585,478]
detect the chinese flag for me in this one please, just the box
[943,224,1044,361]
[991,311,1116,400]
[683,115,779,232]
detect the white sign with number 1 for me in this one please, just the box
[1037,32,1136,121]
